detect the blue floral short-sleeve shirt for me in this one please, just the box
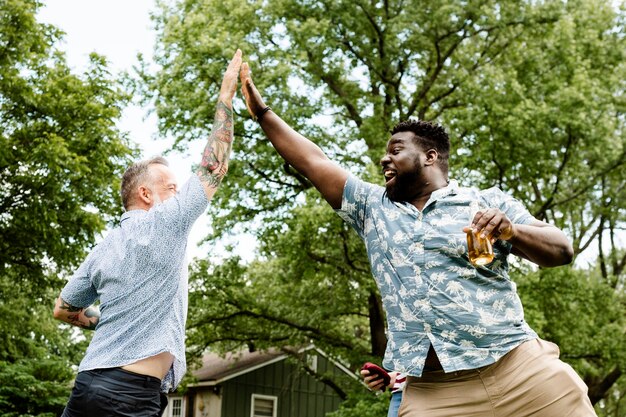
[335,176,538,377]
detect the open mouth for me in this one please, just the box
[383,169,397,183]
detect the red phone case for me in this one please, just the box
[361,362,391,391]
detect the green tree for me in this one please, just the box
[0,0,135,414]
[144,0,626,413]
[326,389,390,417]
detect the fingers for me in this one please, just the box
[226,50,242,80]
[226,50,242,79]
[219,49,243,105]
[239,62,268,118]
[240,63,256,97]
[472,208,500,239]
[226,49,243,74]
[498,224,516,241]
[365,377,384,390]
[240,64,255,118]
[470,208,515,241]
[360,370,385,391]
[225,49,242,77]
[240,61,250,83]
[240,63,251,102]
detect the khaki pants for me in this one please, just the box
[399,338,597,417]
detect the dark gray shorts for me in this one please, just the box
[61,368,168,417]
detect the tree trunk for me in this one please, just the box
[586,367,622,405]
[368,290,387,357]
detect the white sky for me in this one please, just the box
[37,0,256,262]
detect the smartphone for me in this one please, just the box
[361,362,391,391]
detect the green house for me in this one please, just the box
[164,346,358,417]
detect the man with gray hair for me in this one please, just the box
[52,50,242,416]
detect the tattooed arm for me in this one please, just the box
[195,49,242,200]
[53,297,100,330]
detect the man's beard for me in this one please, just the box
[385,164,423,202]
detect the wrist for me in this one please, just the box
[218,95,233,108]
[255,106,272,123]
[502,224,517,242]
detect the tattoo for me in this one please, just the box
[196,101,233,188]
[61,300,100,330]
[82,321,99,331]
[67,314,83,328]
[60,299,83,313]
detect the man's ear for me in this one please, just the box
[425,149,439,166]
[137,185,152,205]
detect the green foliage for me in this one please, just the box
[0,283,84,416]
[187,192,374,364]
[1,0,137,291]
[518,267,625,371]
[0,359,74,417]
[447,0,626,254]
[326,390,391,417]
[0,0,135,413]
[147,0,569,237]
[596,374,626,417]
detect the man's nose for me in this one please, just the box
[380,154,390,166]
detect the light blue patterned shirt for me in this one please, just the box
[336,176,539,377]
[61,175,208,392]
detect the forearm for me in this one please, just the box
[240,62,347,208]
[257,110,348,208]
[259,111,331,177]
[53,297,100,330]
[509,223,574,267]
[196,100,234,198]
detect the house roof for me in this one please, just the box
[193,348,287,384]
[190,346,358,387]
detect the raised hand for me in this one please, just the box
[238,59,349,210]
[219,49,243,107]
[196,49,242,197]
[240,62,268,120]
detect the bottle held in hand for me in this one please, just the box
[467,231,494,266]
[467,201,494,266]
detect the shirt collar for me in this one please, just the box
[120,209,145,224]
[424,180,459,209]
[389,180,459,213]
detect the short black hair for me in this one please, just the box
[391,119,450,172]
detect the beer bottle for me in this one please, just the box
[467,201,494,266]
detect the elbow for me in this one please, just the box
[52,306,63,321]
[52,298,64,321]
[556,235,575,266]
[548,231,574,267]
[543,244,574,268]
[560,244,575,266]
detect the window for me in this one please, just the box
[307,353,318,372]
[166,397,184,417]
[251,394,277,417]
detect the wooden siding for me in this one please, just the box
[219,353,347,417]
